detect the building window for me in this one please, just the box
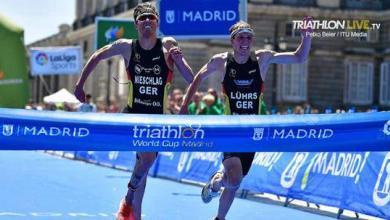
[344,61,373,105]
[274,0,316,7]
[83,40,88,54]
[342,0,383,10]
[380,62,390,105]
[278,63,307,102]
[367,29,379,43]
[285,22,301,38]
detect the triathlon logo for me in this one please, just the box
[35,52,49,66]
[132,124,205,139]
[384,120,390,136]
[166,10,175,24]
[2,124,14,136]
[252,128,264,141]
[373,152,390,206]
[280,153,309,188]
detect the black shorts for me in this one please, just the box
[121,105,162,114]
[223,152,255,176]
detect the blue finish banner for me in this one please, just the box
[0,108,389,151]
[157,0,247,39]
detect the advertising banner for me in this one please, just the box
[157,0,247,39]
[30,46,82,76]
[71,151,390,219]
[95,17,137,50]
[0,108,389,152]
[0,14,29,108]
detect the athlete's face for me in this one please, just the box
[231,32,254,56]
[136,14,159,36]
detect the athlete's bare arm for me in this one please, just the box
[179,53,226,114]
[256,17,312,80]
[74,39,132,102]
[163,37,194,84]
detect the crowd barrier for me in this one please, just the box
[54,150,390,219]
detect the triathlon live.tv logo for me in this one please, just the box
[292,19,381,38]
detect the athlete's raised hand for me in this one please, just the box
[169,46,184,62]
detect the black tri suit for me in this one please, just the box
[222,51,264,176]
[122,39,173,114]
[122,39,173,158]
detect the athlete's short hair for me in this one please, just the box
[229,21,254,39]
[133,3,159,21]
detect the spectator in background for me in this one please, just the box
[200,94,223,115]
[77,94,97,112]
[303,102,311,114]
[96,98,107,113]
[293,105,304,114]
[169,88,184,114]
[207,88,224,113]
[107,98,120,113]
[188,92,204,115]
[25,99,37,110]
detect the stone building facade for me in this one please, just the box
[28,0,390,111]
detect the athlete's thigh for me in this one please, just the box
[222,156,243,178]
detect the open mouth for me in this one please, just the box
[240,46,249,50]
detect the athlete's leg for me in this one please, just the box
[132,176,147,219]
[124,152,156,220]
[216,156,243,220]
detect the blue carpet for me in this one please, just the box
[0,151,333,220]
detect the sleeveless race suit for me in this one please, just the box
[124,39,173,114]
[222,51,264,175]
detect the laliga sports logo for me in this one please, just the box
[373,152,390,206]
[384,120,390,136]
[280,153,309,188]
[2,124,14,136]
[166,10,175,24]
[105,26,124,42]
[35,52,49,66]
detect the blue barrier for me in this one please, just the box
[0,108,389,151]
[73,151,390,219]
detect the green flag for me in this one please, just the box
[95,17,138,50]
[0,14,29,108]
